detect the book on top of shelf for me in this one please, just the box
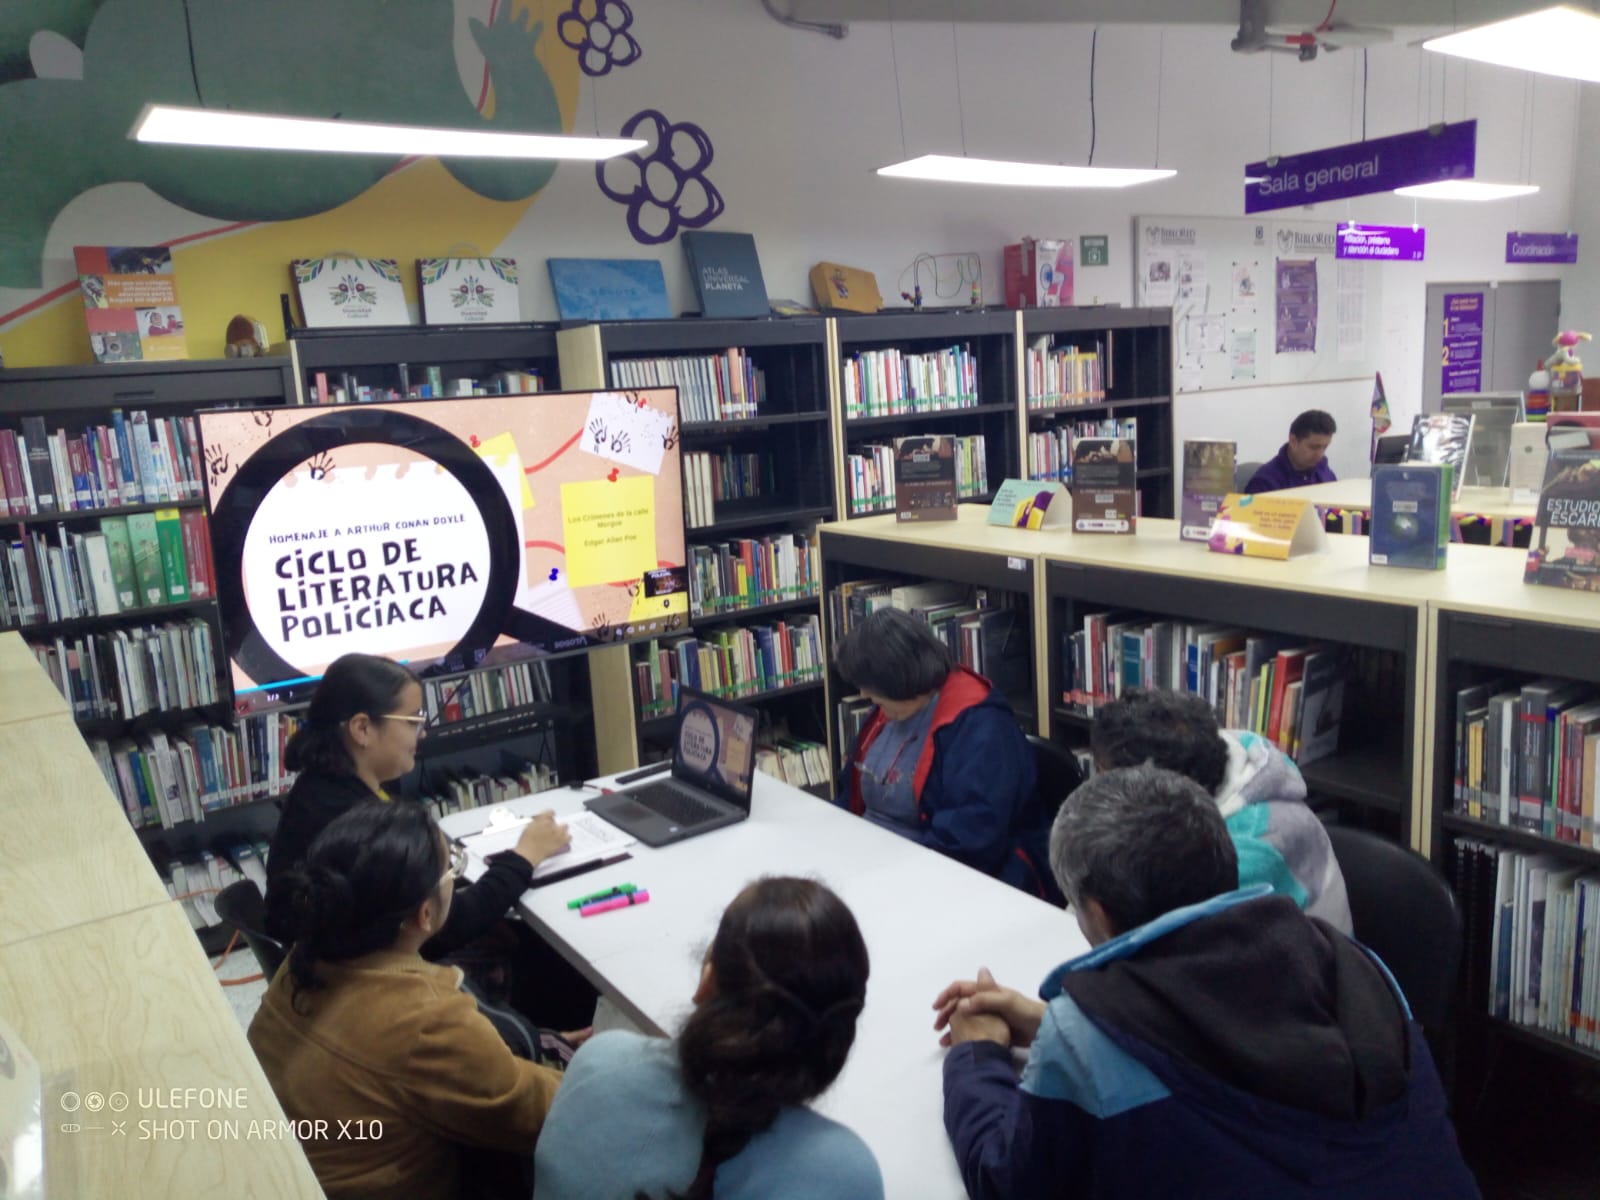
[547,258,671,320]
[1369,463,1452,570]
[1207,493,1329,560]
[1070,438,1136,534]
[292,257,409,328]
[1525,446,1600,592]
[1405,413,1474,500]
[682,231,769,319]
[894,435,958,522]
[989,479,1070,530]
[74,245,187,363]
[418,257,521,325]
[1180,439,1237,543]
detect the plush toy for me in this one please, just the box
[224,314,269,358]
[1544,329,1592,373]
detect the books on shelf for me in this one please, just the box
[1369,463,1452,570]
[610,350,767,424]
[633,614,824,715]
[1,510,214,628]
[74,245,187,363]
[1030,418,1138,484]
[1180,438,1236,543]
[1025,336,1105,408]
[1525,446,1600,592]
[842,345,978,419]
[0,410,205,517]
[1406,412,1474,500]
[683,449,775,529]
[755,725,830,792]
[29,617,219,721]
[422,658,555,724]
[681,231,771,319]
[160,846,270,930]
[849,436,986,516]
[688,531,819,616]
[417,760,561,821]
[311,364,545,405]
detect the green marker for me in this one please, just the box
[567,883,637,909]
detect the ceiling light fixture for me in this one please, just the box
[130,104,645,160]
[877,155,1176,188]
[1394,180,1540,201]
[1423,5,1600,84]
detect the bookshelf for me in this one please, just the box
[557,319,835,788]
[289,323,561,403]
[1019,307,1175,519]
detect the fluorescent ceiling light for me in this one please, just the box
[131,104,646,160]
[1423,5,1600,84]
[878,154,1175,188]
[1394,180,1540,201]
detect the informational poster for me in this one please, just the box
[1336,262,1367,364]
[1442,292,1485,394]
[1276,259,1319,353]
[1231,262,1259,310]
[1231,330,1258,381]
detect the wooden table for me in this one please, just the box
[0,903,324,1198]
[0,631,70,725]
[1277,478,1535,546]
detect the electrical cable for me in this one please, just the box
[1362,49,1368,140]
[1154,29,1165,168]
[1316,0,1338,32]
[952,23,967,157]
[888,0,908,159]
[1087,28,1098,166]
[760,0,847,41]
[180,0,204,104]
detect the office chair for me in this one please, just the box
[213,879,288,982]
[1324,825,1461,1047]
[1233,461,1262,492]
[1028,734,1086,816]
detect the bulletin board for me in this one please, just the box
[1134,215,1384,394]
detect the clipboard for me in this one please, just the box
[526,851,633,889]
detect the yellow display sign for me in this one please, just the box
[561,475,657,587]
[1206,493,1329,560]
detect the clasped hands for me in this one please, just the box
[931,967,1047,1050]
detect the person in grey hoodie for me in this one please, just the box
[1090,687,1352,933]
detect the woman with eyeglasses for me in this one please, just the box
[250,800,562,1200]
[264,652,570,957]
[833,607,1055,900]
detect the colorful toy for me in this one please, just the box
[1545,329,1592,373]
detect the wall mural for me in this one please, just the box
[557,0,641,76]
[597,109,724,246]
[0,0,568,289]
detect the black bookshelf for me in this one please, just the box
[0,496,206,528]
[691,593,821,628]
[290,323,561,402]
[0,357,297,414]
[637,678,826,740]
[8,596,216,638]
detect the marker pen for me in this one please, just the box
[567,883,638,910]
[579,890,651,917]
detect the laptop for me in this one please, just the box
[585,688,759,847]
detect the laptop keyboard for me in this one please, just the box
[633,782,724,826]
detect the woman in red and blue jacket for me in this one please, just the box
[833,607,1054,899]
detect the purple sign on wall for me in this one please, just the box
[1506,232,1579,264]
[1246,120,1476,214]
[1336,223,1426,262]
[1442,292,1485,394]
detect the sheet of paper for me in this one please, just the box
[561,474,658,587]
[581,392,671,476]
[462,809,636,879]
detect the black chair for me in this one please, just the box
[1028,734,1086,816]
[214,879,288,982]
[1374,434,1410,465]
[1233,461,1263,492]
[1323,825,1461,1040]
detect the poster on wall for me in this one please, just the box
[1275,259,1318,353]
[1442,292,1485,394]
[73,246,187,363]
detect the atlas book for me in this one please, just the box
[1180,438,1237,543]
[1070,437,1137,534]
[1406,412,1474,500]
[292,257,409,327]
[893,435,958,522]
[73,245,187,363]
[1525,446,1600,592]
[681,231,770,318]
[547,258,671,320]
[417,258,521,325]
[1369,462,1452,570]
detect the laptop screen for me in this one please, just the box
[673,690,758,808]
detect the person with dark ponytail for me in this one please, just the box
[248,800,562,1200]
[531,877,883,1199]
[263,652,570,956]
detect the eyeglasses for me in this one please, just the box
[382,710,429,726]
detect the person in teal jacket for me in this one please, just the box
[532,877,883,1200]
[833,607,1053,899]
[1090,687,1352,933]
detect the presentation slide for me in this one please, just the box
[199,389,688,708]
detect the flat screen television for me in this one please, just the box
[198,389,688,711]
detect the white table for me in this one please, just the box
[439,773,1084,1200]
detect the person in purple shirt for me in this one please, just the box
[1245,409,1338,493]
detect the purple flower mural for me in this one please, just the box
[558,0,641,77]
[597,109,725,245]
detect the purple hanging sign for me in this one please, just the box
[1246,120,1476,214]
[1336,223,1426,262]
[1506,232,1578,264]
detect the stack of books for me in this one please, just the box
[611,351,766,423]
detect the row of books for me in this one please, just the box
[755,731,830,793]
[89,708,303,829]
[846,435,988,515]
[841,344,979,420]
[1025,338,1106,408]
[1452,839,1600,1049]
[310,365,546,405]
[422,658,556,725]
[687,532,820,617]
[683,449,774,529]
[1450,677,1600,845]
[609,350,767,424]
[161,843,269,931]
[1028,417,1139,483]
[0,411,205,518]
[32,619,220,722]
[1,509,214,628]
[1059,615,1345,766]
[417,760,561,817]
[633,614,824,715]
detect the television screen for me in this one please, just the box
[198,389,688,711]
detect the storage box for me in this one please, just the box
[1004,238,1074,308]
[810,262,883,314]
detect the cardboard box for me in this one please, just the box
[1004,237,1074,308]
[811,262,883,314]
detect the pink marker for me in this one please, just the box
[579,889,651,917]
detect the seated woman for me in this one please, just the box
[249,800,562,1200]
[532,877,883,1199]
[833,607,1052,897]
[263,653,569,957]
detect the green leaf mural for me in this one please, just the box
[0,0,567,288]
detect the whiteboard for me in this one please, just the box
[1134,215,1383,395]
